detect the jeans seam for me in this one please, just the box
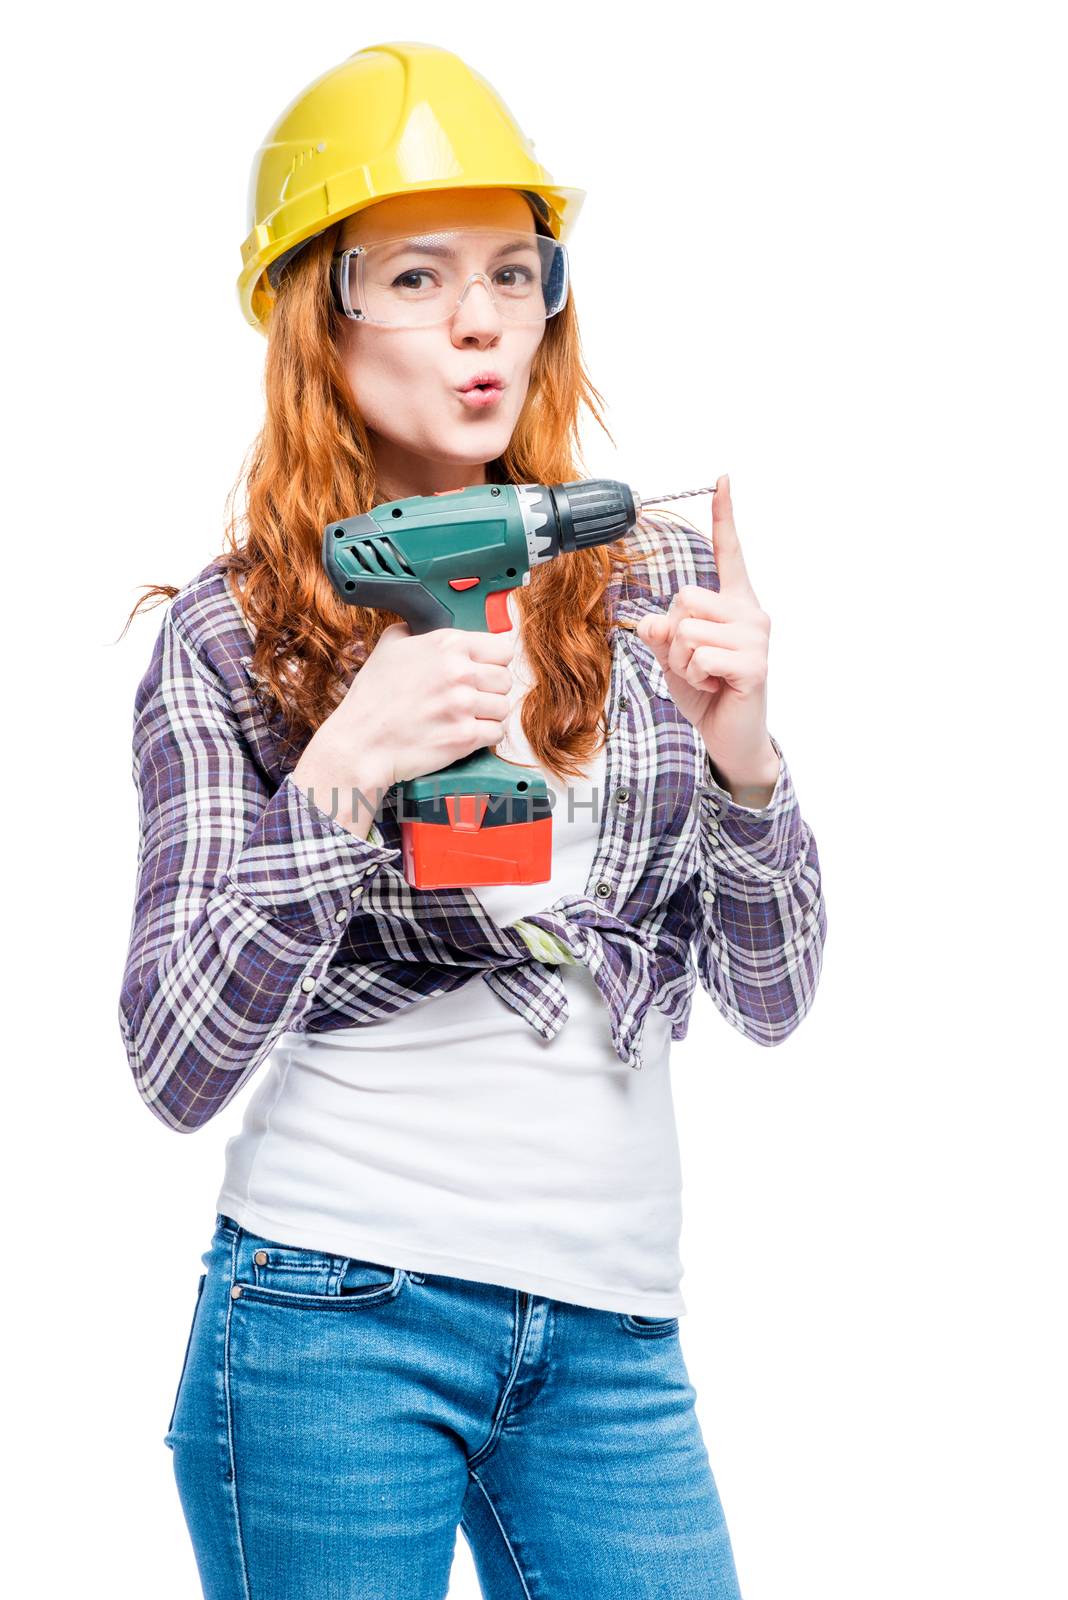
[467,1294,533,1469]
[223,1226,253,1599]
[468,1470,534,1600]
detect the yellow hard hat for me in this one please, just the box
[238,41,586,335]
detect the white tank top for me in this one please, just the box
[215,601,686,1316]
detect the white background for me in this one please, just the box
[6,3,1065,1595]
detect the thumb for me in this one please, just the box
[368,620,411,657]
[636,611,671,665]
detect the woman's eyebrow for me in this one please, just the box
[379,235,539,263]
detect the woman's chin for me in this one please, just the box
[440,418,514,455]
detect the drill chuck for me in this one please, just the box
[551,478,638,551]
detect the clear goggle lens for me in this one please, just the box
[331,228,569,327]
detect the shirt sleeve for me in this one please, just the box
[117,608,402,1133]
[691,732,827,1045]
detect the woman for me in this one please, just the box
[119,41,827,1599]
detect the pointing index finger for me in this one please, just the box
[712,475,757,600]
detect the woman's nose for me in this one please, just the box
[451,274,503,340]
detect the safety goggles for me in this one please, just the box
[330,227,569,328]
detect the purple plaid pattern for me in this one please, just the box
[118,514,827,1131]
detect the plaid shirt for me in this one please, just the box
[118,514,827,1132]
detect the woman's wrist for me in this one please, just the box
[703,734,781,808]
[291,732,393,839]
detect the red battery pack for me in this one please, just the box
[400,796,552,890]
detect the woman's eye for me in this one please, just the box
[496,266,536,287]
[392,270,436,291]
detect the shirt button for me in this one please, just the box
[614,787,630,804]
[595,881,611,897]
[300,976,316,992]
[334,908,349,924]
[703,888,716,904]
[707,817,720,832]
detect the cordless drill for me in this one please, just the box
[321,478,640,890]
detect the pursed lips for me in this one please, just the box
[457,373,505,393]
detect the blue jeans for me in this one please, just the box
[165,1213,745,1598]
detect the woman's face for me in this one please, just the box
[335,188,548,499]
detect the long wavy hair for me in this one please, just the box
[120,199,659,783]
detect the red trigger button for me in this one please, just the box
[448,577,480,591]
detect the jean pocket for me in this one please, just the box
[232,1233,404,1310]
[165,1272,207,1443]
[618,1311,680,1338]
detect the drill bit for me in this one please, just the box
[638,485,720,507]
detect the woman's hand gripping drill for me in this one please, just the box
[291,621,518,840]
